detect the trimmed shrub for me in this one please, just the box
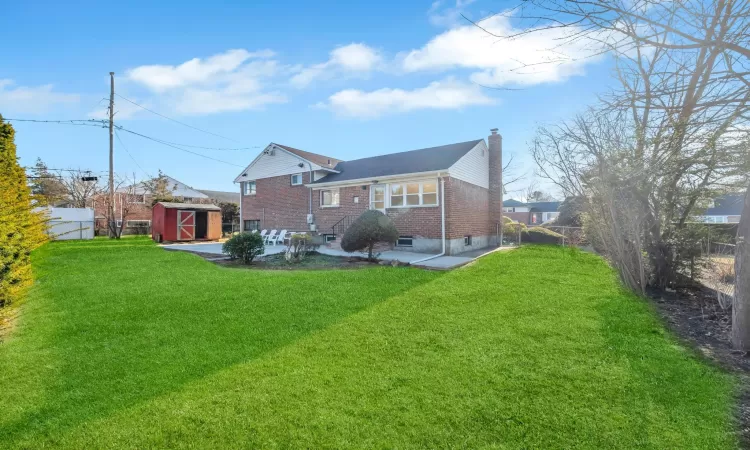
[522,226,564,244]
[341,210,399,260]
[0,117,47,308]
[222,232,265,264]
[284,233,318,263]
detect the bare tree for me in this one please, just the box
[733,187,750,348]
[494,0,750,346]
[102,173,141,239]
[56,169,103,208]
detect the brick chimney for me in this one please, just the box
[488,128,503,244]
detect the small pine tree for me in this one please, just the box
[340,210,399,260]
[0,116,47,308]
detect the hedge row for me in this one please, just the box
[0,117,47,308]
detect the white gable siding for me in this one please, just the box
[236,148,323,183]
[447,141,489,189]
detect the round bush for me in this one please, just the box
[222,232,265,263]
[341,210,399,260]
[522,226,564,244]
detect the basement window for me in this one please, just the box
[396,236,413,247]
[464,235,473,246]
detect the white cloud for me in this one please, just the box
[127,49,274,92]
[124,49,287,115]
[0,79,79,114]
[428,0,477,28]
[403,14,604,86]
[321,78,494,118]
[290,43,382,88]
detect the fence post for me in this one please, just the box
[561,227,566,247]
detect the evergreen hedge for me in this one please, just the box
[0,116,47,308]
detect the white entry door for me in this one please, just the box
[370,185,386,212]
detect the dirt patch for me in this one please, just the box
[0,305,21,343]
[648,286,750,445]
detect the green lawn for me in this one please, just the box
[0,239,737,448]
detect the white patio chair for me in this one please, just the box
[258,229,268,240]
[272,230,287,245]
[264,229,277,244]
[250,229,258,234]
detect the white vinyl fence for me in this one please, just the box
[40,207,95,240]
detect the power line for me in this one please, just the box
[5,116,260,151]
[3,118,107,128]
[6,116,248,168]
[116,126,245,168]
[115,129,153,179]
[115,93,241,143]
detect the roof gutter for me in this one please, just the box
[305,170,443,189]
[411,175,447,265]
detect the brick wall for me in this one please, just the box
[312,183,443,239]
[241,174,496,244]
[444,177,491,240]
[241,172,312,231]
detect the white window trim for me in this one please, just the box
[320,189,340,208]
[243,181,256,196]
[291,174,303,186]
[388,180,439,208]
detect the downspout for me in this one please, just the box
[238,182,242,232]
[411,175,446,264]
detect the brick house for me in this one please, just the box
[503,199,562,225]
[234,129,505,255]
[91,175,238,235]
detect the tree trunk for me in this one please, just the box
[731,188,750,350]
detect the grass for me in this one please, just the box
[0,238,737,448]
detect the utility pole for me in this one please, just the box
[108,72,115,238]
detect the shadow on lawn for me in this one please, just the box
[1,240,443,446]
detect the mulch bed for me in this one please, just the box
[648,286,750,445]
[183,250,385,270]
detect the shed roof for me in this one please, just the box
[157,202,221,211]
[310,139,483,185]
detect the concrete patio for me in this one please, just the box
[162,242,511,270]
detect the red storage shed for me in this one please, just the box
[152,202,222,243]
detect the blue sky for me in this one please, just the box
[1,0,614,195]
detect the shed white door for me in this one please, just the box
[177,210,195,241]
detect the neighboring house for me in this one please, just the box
[693,193,745,223]
[90,175,235,234]
[235,129,505,255]
[504,199,562,225]
[196,189,241,205]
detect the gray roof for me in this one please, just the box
[311,139,484,184]
[503,199,561,211]
[197,189,241,204]
[526,201,561,212]
[705,193,745,216]
[157,202,220,211]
